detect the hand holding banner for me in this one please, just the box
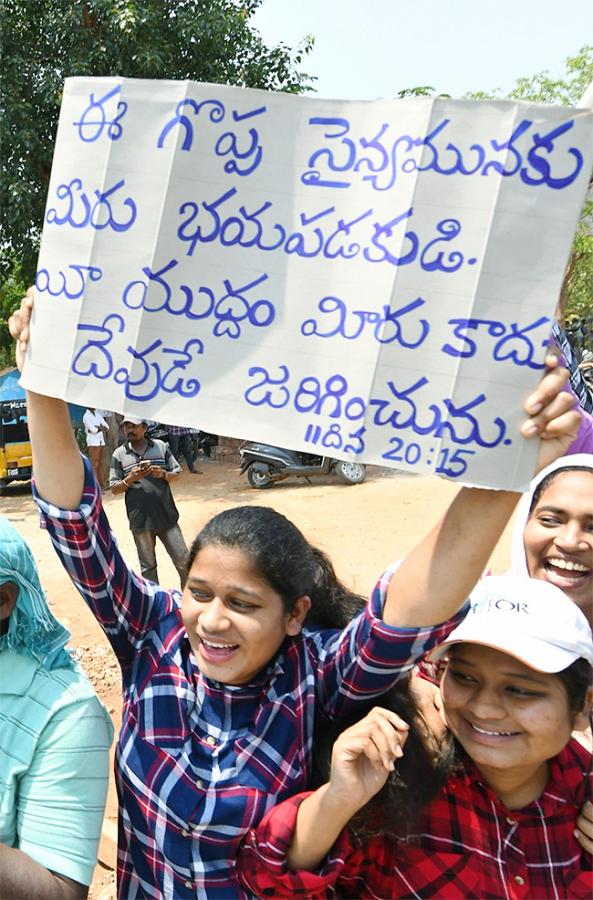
[22,77,593,488]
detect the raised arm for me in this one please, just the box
[382,357,580,627]
[9,289,84,508]
[288,707,406,870]
[9,289,173,664]
[237,707,404,897]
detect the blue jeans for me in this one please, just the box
[132,525,188,587]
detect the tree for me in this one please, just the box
[468,45,593,325]
[0,0,314,284]
[468,44,593,106]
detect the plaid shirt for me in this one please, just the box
[552,321,593,415]
[166,425,199,435]
[34,458,466,899]
[238,741,593,899]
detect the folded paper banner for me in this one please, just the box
[22,77,593,489]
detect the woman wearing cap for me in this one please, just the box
[237,575,593,899]
[511,453,593,626]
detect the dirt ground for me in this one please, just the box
[0,459,517,899]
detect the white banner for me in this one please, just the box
[22,77,593,488]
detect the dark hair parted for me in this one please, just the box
[185,506,366,626]
[310,679,453,840]
[528,465,593,516]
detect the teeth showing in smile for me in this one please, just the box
[547,558,590,574]
[470,723,516,737]
[201,638,238,650]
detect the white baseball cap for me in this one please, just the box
[429,575,593,673]
[122,415,146,425]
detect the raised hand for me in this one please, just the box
[8,286,34,373]
[522,351,581,472]
[325,707,409,813]
[575,799,593,856]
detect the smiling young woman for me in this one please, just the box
[513,454,593,624]
[237,576,593,899]
[181,540,311,686]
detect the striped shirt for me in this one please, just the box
[0,649,113,885]
[34,457,466,899]
[552,321,593,415]
[238,741,593,899]
[109,437,181,532]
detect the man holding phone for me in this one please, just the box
[110,416,187,586]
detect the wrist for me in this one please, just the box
[317,781,364,821]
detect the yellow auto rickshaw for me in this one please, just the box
[0,368,32,490]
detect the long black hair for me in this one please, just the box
[184,506,366,626]
[310,677,454,840]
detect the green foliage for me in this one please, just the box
[467,45,593,105]
[396,86,437,98]
[0,0,314,282]
[0,262,27,368]
[563,202,593,322]
[396,86,451,99]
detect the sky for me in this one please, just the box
[252,0,592,100]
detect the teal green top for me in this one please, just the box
[0,649,114,885]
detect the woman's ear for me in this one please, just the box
[573,686,593,732]
[286,595,312,636]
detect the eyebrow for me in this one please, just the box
[186,577,263,601]
[449,656,549,685]
[535,503,593,519]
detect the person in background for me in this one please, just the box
[0,516,113,899]
[166,424,201,474]
[82,406,108,487]
[109,415,188,585]
[552,321,593,416]
[511,453,593,626]
[237,576,593,899]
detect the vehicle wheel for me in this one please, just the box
[335,461,366,484]
[0,479,6,496]
[247,464,274,489]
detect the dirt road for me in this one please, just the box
[1,460,516,898]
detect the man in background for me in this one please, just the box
[165,424,202,474]
[110,416,187,585]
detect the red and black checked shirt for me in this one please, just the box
[34,457,466,899]
[238,741,593,899]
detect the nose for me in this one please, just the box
[467,685,506,720]
[554,521,588,552]
[198,597,231,633]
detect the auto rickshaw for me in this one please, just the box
[0,398,32,490]
[0,400,33,491]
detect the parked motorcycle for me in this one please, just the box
[239,442,366,489]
